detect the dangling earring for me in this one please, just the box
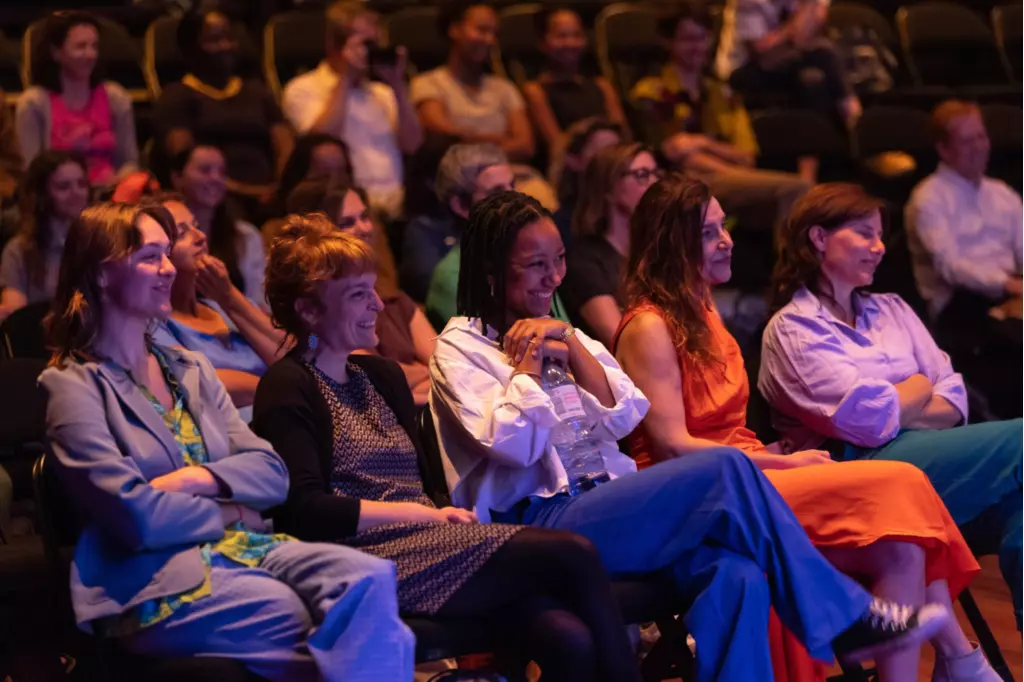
[308,333,319,351]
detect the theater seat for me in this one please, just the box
[263,9,326,101]
[384,6,449,76]
[992,4,1022,83]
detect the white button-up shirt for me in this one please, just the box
[428,317,649,522]
[905,163,1023,318]
[282,62,405,215]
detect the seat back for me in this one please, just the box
[32,452,80,583]
[263,9,326,100]
[23,15,150,101]
[144,15,184,99]
[384,7,449,76]
[751,109,851,175]
[416,404,454,508]
[0,357,47,459]
[595,3,665,101]
[992,4,1022,83]
[0,30,20,96]
[854,105,935,165]
[982,103,1023,192]
[825,2,906,86]
[0,300,50,361]
[897,2,1006,87]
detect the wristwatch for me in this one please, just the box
[558,325,576,343]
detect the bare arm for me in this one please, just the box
[595,77,630,138]
[270,122,294,181]
[416,100,502,144]
[357,499,475,532]
[307,78,351,135]
[409,307,437,365]
[522,81,565,153]
[905,395,963,431]
[499,107,536,162]
[219,289,292,365]
[617,312,831,469]
[392,82,424,155]
[565,334,615,408]
[0,288,28,322]
[577,295,623,350]
[894,373,933,427]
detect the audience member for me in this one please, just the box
[614,173,994,681]
[429,189,945,680]
[401,142,495,303]
[282,1,422,220]
[275,134,353,219]
[40,201,413,680]
[252,215,642,680]
[906,100,1023,418]
[154,3,293,221]
[760,182,1024,626]
[522,7,628,155]
[152,194,288,418]
[412,2,534,163]
[420,144,569,330]
[630,5,810,232]
[168,143,266,305]
[714,0,861,128]
[0,151,89,321]
[286,180,437,405]
[17,11,138,191]
[550,117,623,245]
[560,144,661,347]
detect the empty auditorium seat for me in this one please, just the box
[384,6,449,76]
[982,102,1023,192]
[992,4,1022,83]
[263,9,325,101]
[751,109,852,178]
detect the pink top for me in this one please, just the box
[49,85,116,186]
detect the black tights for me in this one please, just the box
[437,528,640,682]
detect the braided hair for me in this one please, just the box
[457,191,552,343]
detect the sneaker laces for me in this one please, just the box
[865,598,915,633]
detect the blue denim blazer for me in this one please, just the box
[39,345,289,632]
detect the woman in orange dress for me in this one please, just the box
[613,174,994,682]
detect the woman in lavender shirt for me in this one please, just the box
[759,182,1023,628]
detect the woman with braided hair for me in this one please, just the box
[428,189,948,682]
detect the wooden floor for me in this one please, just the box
[825,555,1021,681]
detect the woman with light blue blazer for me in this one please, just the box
[38,201,414,682]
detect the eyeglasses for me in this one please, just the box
[622,167,664,183]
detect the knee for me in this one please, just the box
[255,583,317,647]
[865,540,925,574]
[716,556,770,602]
[524,529,608,582]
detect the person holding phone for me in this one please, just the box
[282,1,423,221]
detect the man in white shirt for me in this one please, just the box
[906,99,1023,417]
[282,1,423,220]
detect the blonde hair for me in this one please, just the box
[266,212,377,351]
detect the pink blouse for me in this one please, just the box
[49,85,116,186]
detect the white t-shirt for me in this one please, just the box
[282,62,404,212]
[409,67,525,138]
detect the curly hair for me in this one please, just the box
[46,202,177,368]
[265,212,376,352]
[457,191,552,342]
[770,182,887,313]
[16,150,89,293]
[623,173,718,368]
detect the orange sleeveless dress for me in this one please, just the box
[614,304,980,682]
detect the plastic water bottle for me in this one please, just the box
[541,359,612,495]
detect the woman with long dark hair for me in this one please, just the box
[0,150,89,320]
[614,173,995,681]
[761,182,1024,631]
[16,11,138,189]
[40,201,413,681]
[169,143,265,305]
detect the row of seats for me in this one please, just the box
[0,1,1019,108]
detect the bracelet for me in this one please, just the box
[558,326,576,343]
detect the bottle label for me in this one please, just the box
[548,384,587,420]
